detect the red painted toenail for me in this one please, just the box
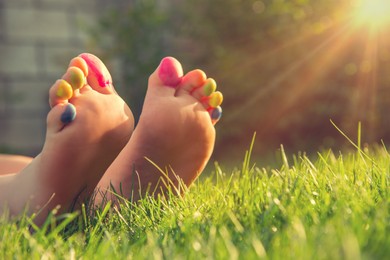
[158,57,182,87]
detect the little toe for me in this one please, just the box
[46,103,77,133]
[147,57,184,97]
[78,53,115,95]
[175,69,207,96]
[208,106,223,125]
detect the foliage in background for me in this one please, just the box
[91,0,169,118]
[92,0,390,160]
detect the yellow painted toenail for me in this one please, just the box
[208,91,223,107]
[203,78,217,96]
[56,79,73,99]
[65,66,85,90]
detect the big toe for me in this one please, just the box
[78,53,116,95]
[147,57,184,97]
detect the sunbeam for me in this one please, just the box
[353,0,390,28]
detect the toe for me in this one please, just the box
[79,53,116,95]
[202,91,223,108]
[147,57,184,97]
[190,78,217,100]
[175,69,207,96]
[49,79,72,108]
[62,66,86,91]
[208,106,222,125]
[69,57,88,76]
[46,103,77,133]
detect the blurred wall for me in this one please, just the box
[0,0,122,156]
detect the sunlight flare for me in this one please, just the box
[353,0,390,27]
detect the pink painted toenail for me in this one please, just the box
[79,53,112,88]
[158,57,182,87]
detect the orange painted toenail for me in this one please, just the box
[56,80,73,99]
[69,57,88,77]
[64,67,85,90]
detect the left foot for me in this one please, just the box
[94,57,223,204]
[0,54,134,224]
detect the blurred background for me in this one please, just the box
[1,0,390,164]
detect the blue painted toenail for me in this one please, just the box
[211,106,222,120]
[61,103,76,124]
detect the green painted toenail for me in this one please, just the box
[65,67,85,90]
[203,78,217,96]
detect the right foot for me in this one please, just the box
[0,54,134,224]
[95,57,223,204]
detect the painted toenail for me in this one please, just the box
[80,53,113,88]
[210,106,222,121]
[202,78,217,96]
[158,57,182,87]
[56,80,73,99]
[69,57,88,77]
[64,67,85,90]
[60,103,76,124]
[208,91,223,108]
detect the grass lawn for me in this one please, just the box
[0,138,389,259]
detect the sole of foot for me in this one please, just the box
[0,53,134,224]
[95,57,223,204]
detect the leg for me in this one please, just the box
[0,154,33,175]
[0,54,134,224]
[95,57,223,204]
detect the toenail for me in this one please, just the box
[69,57,88,77]
[64,67,85,90]
[80,53,112,88]
[208,91,223,108]
[60,103,76,124]
[158,57,182,87]
[202,78,217,96]
[210,106,222,121]
[55,80,73,99]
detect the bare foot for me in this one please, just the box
[0,53,134,224]
[95,57,223,204]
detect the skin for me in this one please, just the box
[0,54,223,221]
[0,54,134,224]
[94,57,223,204]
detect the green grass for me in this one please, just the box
[1,140,389,259]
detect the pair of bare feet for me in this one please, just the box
[0,54,223,224]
